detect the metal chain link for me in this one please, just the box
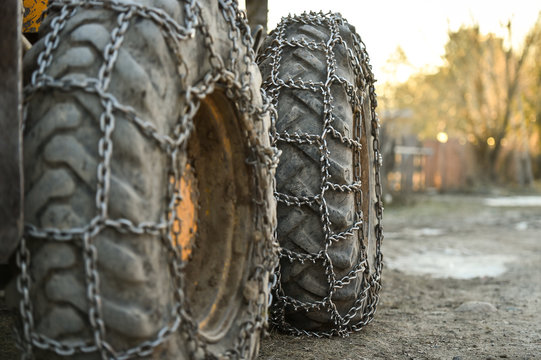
[15,0,279,359]
[257,11,384,337]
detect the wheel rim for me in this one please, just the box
[175,89,252,343]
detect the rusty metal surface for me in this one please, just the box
[0,0,23,263]
[23,0,49,33]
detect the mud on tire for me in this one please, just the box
[7,0,278,358]
[258,12,383,336]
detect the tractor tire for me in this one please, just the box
[258,13,383,335]
[7,0,277,359]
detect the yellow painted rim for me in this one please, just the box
[23,0,48,33]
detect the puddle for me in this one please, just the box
[485,196,541,207]
[412,228,445,237]
[386,228,444,239]
[515,221,529,230]
[386,249,515,279]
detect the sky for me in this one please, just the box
[256,0,541,84]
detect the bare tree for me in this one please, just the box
[388,18,541,185]
[444,23,539,181]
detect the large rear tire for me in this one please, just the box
[258,12,383,336]
[8,1,278,358]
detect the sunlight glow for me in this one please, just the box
[267,0,540,84]
[437,132,449,144]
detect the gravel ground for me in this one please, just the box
[2,194,540,359]
[258,194,541,360]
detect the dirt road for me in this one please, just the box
[258,194,541,360]
[2,194,540,359]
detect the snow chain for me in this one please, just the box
[257,12,384,337]
[16,0,279,358]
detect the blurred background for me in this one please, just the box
[245,0,541,200]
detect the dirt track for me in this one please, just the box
[2,194,540,359]
[258,194,541,360]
